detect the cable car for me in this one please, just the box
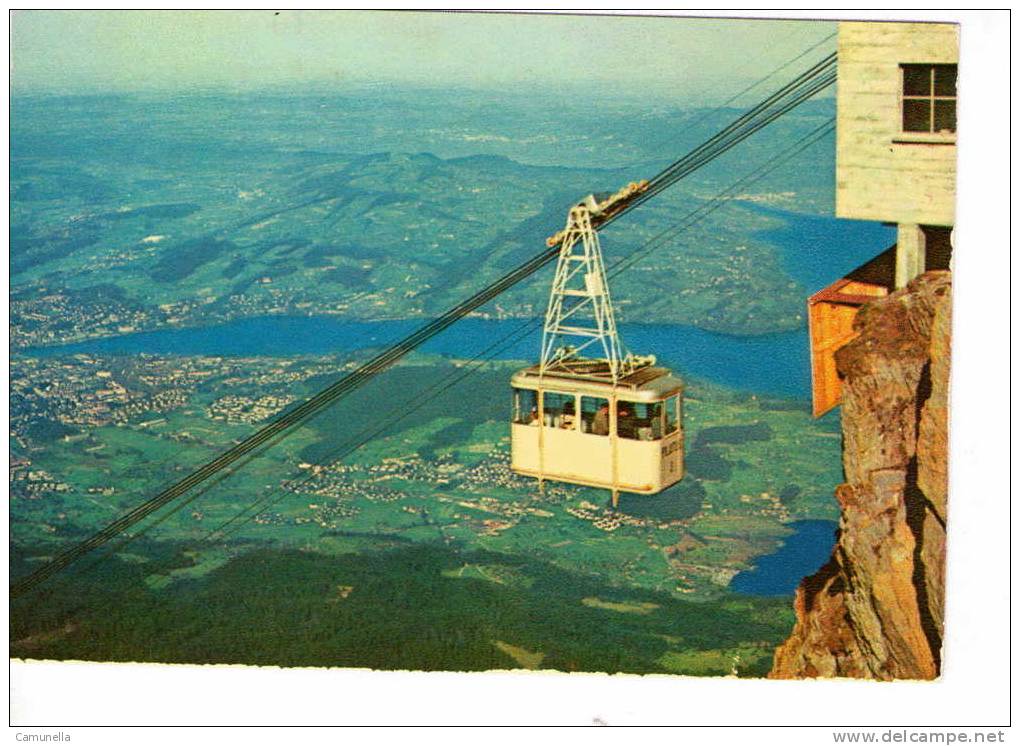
[510,183,685,506]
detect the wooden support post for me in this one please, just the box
[895,223,927,289]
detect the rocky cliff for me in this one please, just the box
[770,271,951,680]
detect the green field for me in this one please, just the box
[11,352,840,674]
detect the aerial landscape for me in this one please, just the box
[11,12,902,678]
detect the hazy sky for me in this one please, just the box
[11,11,834,99]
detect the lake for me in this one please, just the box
[746,202,897,292]
[22,201,896,401]
[729,519,838,596]
[25,316,813,398]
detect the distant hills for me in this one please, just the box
[11,91,842,346]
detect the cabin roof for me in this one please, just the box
[511,362,683,400]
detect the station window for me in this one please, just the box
[901,64,956,134]
[580,396,610,436]
[512,388,538,425]
[542,391,576,430]
[617,401,663,441]
[664,395,680,435]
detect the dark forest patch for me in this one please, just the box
[23,419,78,443]
[150,237,235,283]
[221,255,248,279]
[620,478,706,521]
[9,541,793,675]
[696,422,773,446]
[320,266,372,287]
[262,239,310,257]
[685,446,733,482]
[75,283,129,302]
[779,484,802,505]
[297,365,507,464]
[419,420,476,460]
[11,226,102,275]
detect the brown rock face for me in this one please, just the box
[770,271,950,680]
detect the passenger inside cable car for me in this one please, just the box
[618,401,664,441]
[586,399,610,435]
[513,389,539,425]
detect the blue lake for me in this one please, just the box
[20,203,898,402]
[746,202,896,292]
[25,316,813,399]
[729,519,838,596]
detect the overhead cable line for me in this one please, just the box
[627,56,836,209]
[650,29,835,150]
[641,52,834,189]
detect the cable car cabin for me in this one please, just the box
[515,179,685,507]
[510,361,684,505]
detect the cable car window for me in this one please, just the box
[542,391,576,430]
[618,401,663,441]
[580,396,610,436]
[512,388,539,425]
[664,395,680,435]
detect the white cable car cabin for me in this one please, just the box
[509,181,685,507]
[510,362,684,503]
